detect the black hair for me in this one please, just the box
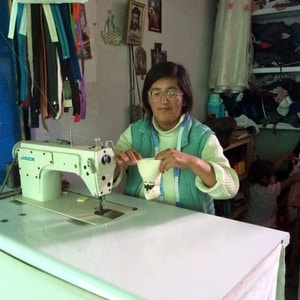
[142,61,193,121]
[132,6,141,17]
[248,159,275,186]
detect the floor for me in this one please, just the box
[285,252,299,300]
[280,195,299,300]
[284,214,300,300]
[285,251,300,300]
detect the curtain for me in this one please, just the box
[0,1,22,182]
[208,0,252,93]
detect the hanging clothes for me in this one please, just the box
[208,0,252,93]
[8,2,88,130]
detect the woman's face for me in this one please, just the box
[148,77,185,131]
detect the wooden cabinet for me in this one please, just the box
[214,134,256,220]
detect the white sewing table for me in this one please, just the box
[0,187,289,300]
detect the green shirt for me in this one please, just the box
[114,115,239,214]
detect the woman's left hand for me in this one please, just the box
[155,148,193,173]
[155,148,216,187]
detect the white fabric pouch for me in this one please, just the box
[137,158,161,200]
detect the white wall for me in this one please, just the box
[31,0,218,146]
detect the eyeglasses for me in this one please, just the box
[147,90,184,101]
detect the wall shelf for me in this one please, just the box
[251,3,300,131]
[251,5,300,73]
[252,4,300,18]
[259,123,300,131]
[252,66,300,74]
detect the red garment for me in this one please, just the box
[260,41,272,49]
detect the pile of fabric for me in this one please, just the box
[221,77,300,128]
[252,21,300,68]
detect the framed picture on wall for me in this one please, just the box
[135,47,147,76]
[151,43,167,66]
[126,0,145,45]
[148,0,161,33]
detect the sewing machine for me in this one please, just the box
[12,139,134,224]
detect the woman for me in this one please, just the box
[113,61,239,214]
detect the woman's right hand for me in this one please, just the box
[115,149,142,168]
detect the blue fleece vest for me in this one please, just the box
[124,117,216,214]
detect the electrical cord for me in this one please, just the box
[0,154,21,199]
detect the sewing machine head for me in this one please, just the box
[12,139,136,225]
[13,139,115,202]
